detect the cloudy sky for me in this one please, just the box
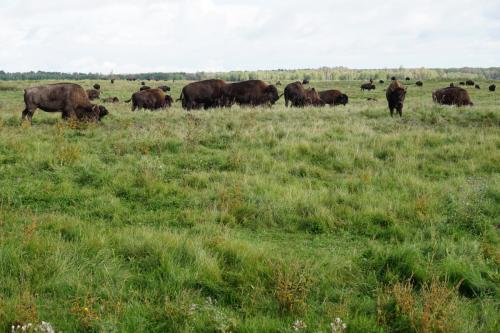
[1,0,499,73]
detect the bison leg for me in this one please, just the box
[21,107,35,123]
[389,107,394,117]
[63,106,77,120]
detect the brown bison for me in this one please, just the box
[86,89,100,100]
[405,77,411,81]
[304,88,325,106]
[158,85,170,92]
[302,79,310,85]
[22,83,108,123]
[379,80,385,84]
[110,79,115,84]
[102,97,120,103]
[179,79,227,110]
[361,83,376,91]
[319,90,349,106]
[129,88,172,111]
[222,80,281,107]
[475,84,481,89]
[466,80,474,86]
[416,81,423,87]
[284,81,308,107]
[489,84,496,92]
[386,80,407,117]
[459,82,465,86]
[141,81,146,86]
[432,87,473,106]
[140,86,151,91]
[93,83,100,90]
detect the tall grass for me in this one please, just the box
[0,79,498,332]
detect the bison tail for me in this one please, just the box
[176,92,184,102]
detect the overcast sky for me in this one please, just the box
[1,0,499,73]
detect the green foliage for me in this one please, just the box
[0,79,498,332]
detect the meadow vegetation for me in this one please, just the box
[0,79,498,332]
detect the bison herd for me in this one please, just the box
[20,77,495,123]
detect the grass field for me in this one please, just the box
[0,79,499,333]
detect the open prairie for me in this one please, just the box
[0,79,499,332]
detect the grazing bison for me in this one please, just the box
[318,90,348,106]
[459,82,465,86]
[304,88,325,106]
[86,89,100,100]
[466,80,474,86]
[222,80,281,107]
[102,97,120,103]
[93,83,100,90]
[158,85,171,92]
[22,83,108,123]
[179,79,227,110]
[361,83,376,91]
[489,84,496,92]
[405,77,411,81]
[140,86,151,91]
[432,87,473,106]
[302,79,310,85]
[475,84,481,89]
[416,81,423,87]
[129,88,171,111]
[379,80,385,84]
[386,80,407,117]
[284,81,308,107]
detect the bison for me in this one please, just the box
[141,81,146,86]
[459,82,465,86]
[284,81,308,107]
[475,84,480,89]
[379,80,385,84]
[466,80,474,86]
[158,85,171,92]
[129,88,172,111]
[178,79,227,110]
[304,88,325,106]
[22,83,108,123]
[221,80,280,107]
[450,83,455,87]
[302,79,310,85]
[416,81,423,87]
[489,84,496,92]
[110,79,115,84]
[361,83,376,91]
[140,86,151,91]
[405,77,411,81]
[93,83,100,90]
[86,89,100,100]
[318,90,348,106]
[432,87,473,106]
[386,80,407,117]
[102,97,120,103]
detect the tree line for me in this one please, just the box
[1,67,499,81]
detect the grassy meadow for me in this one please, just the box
[0,78,499,332]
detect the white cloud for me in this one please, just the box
[0,0,498,73]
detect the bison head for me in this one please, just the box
[336,94,349,106]
[93,105,109,121]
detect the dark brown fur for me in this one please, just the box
[318,90,348,106]
[221,80,280,107]
[386,80,407,117]
[432,87,473,107]
[489,84,496,92]
[86,89,100,100]
[131,88,171,111]
[22,83,108,123]
[361,83,376,91]
[179,79,227,110]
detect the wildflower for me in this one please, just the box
[292,320,307,331]
[330,317,347,332]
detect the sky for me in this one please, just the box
[0,0,499,73]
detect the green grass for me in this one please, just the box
[0,79,499,333]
